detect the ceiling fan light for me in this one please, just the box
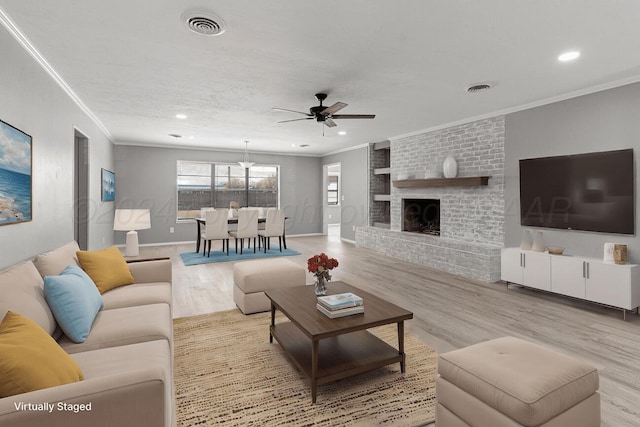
[238,161,255,169]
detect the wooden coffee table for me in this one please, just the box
[265,281,413,403]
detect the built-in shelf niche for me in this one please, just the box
[370,141,391,228]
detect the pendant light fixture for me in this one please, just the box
[238,140,254,169]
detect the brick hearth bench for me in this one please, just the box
[233,258,306,314]
[436,336,600,427]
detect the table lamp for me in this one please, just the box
[113,209,151,257]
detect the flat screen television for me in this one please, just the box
[519,149,634,234]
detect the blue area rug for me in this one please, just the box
[180,247,302,266]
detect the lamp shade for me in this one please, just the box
[113,209,151,231]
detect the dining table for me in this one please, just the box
[194,217,288,253]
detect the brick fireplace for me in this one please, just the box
[357,116,506,282]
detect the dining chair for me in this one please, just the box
[228,209,259,254]
[200,207,215,218]
[257,207,270,232]
[199,207,215,234]
[258,209,285,253]
[201,209,229,256]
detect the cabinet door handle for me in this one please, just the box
[520,253,523,267]
[582,261,586,278]
[586,262,589,279]
[522,253,525,268]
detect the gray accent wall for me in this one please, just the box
[505,82,640,263]
[113,145,323,245]
[322,146,369,241]
[326,205,341,224]
[0,26,114,269]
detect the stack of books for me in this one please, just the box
[316,292,364,318]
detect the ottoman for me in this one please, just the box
[436,336,600,427]
[233,258,306,314]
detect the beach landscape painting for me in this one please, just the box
[0,119,32,225]
[101,168,115,201]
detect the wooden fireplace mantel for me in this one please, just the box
[392,176,490,188]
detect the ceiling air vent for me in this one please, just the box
[182,11,226,36]
[466,83,492,93]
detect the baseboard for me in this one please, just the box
[115,241,195,248]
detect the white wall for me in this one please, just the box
[0,25,114,269]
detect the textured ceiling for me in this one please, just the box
[1,1,640,155]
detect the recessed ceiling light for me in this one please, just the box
[291,144,297,147]
[189,136,195,140]
[175,114,187,119]
[338,131,347,135]
[558,51,580,62]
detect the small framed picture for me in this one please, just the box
[101,168,115,202]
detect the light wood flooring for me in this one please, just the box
[138,229,640,427]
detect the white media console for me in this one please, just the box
[501,248,640,319]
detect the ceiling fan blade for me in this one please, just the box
[331,114,376,119]
[321,102,348,116]
[272,108,312,117]
[324,118,338,128]
[277,117,314,123]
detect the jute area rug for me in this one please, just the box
[174,309,437,426]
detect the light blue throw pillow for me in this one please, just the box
[44,264,103,343]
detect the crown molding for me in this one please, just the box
[322,142,370,157]
[113,140,324,157]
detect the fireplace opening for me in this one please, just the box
[403,199,440,236]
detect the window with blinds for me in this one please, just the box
[177,161,279,220]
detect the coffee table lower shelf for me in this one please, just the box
[270,321,404,402]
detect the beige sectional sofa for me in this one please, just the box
[0,241,174,427]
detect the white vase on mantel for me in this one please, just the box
[531,231,545,252]
[443,156,458,178]
[520,229,532,250]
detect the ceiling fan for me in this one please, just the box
[273,93,375,128]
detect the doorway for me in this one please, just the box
[323,162,341,239]
[74,129,89,250]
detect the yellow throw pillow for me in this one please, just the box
[0,311,83,397]
[76,246,135,294]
